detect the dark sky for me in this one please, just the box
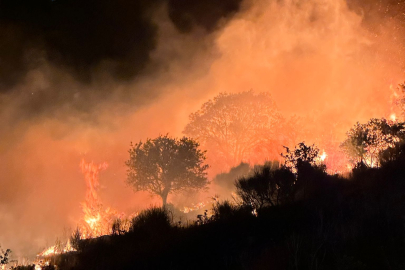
[0,0,242,87]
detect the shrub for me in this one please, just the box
[235,166,295,210]
[130,207,172,233]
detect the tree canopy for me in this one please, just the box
[340,118,405,167]
[281,142,322,171]
[183,91,283,172]
[126,135,209,205]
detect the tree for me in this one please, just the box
[183,91,283,172]
[281,142,322,172]
[126,135,209,205]
[281,142,328,199]
[340,118,405,167]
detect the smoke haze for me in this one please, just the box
[0,0,404,259]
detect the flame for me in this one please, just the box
[390,113,397,122]
[181,202,206,213]
[37,239,76,258]
[78,160,136,238]
[36,159,134,265]
[38,246,57,257]
[79,159,117,238]
[320,151,327,162]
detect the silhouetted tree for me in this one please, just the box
[281,142,321,171]
[341,118,405,167]
[126,135,209,205]
[281,142,329,199]
[183,91,283,171]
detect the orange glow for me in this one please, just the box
[2,0,405,259]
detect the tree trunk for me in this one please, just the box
[161,189,170,206]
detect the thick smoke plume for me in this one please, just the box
[0,0,404,259]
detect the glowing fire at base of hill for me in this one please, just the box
[78,159,132,238]
[37,240,75,257]
[79,159,111,238]
[180,197,220,214]
[181,202,206,213]
[36,159,130,266]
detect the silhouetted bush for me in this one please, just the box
[130,207,172,234]
[236,165,295,210]
[69,227,82,251]
[210,200,253,223]
[294,160,329,199]
[213,162,250,190]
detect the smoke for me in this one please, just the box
[0,0,404,259]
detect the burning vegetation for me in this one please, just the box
[2,0,405,269]
[20,139,405,269]
[6,84,405,269]
[6,83,405,269]
[79,159,117,238]
[19,98,405,269]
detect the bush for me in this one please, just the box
[130,207,172,233]
[235,166,295,210]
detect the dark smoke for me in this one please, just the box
[0,0,241,87]
[0,0,402,119]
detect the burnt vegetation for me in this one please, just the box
[41,133,405,270]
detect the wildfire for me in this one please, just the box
[320,151,327,162]
[79,159,119,238]
[37,240,75,258]
[181,202,206,213]
[181,197,220,214]
[36,159,134,267]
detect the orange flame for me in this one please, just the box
[181,202,206,213]
[79,159,118,238]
